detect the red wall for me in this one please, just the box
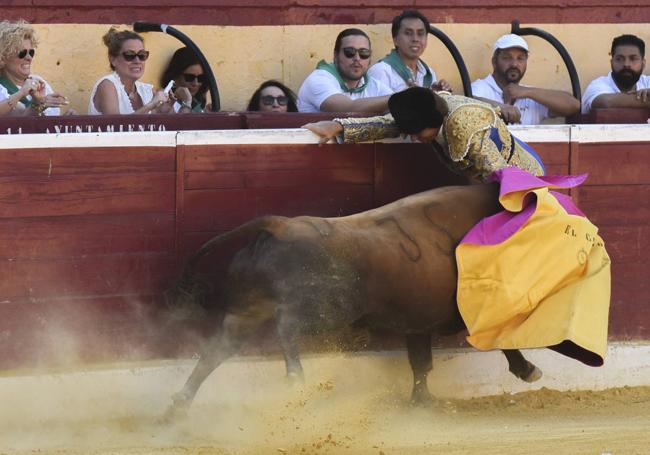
[0,128,646,369]
[3,1,649,25]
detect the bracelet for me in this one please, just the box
[181,101,192,110]
[31,103,47,116]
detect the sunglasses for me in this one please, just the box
[18,49,35,59]
[121,50,150,62]
[182,73,207,83]
[341,47,371,59]
[261,95,289,106]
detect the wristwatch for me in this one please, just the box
[31,103,47,116]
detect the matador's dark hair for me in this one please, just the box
[388,87,448,134]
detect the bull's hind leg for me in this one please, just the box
[406,333,434,405]
[276,305,304,384]
[163,301,273,420]
[502,349,543,383]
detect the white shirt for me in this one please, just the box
[297,69,393,113]
[471,74,549,125]
[367,60,438,93]
[88,72,154,115]
[581,71,650,113]
[0,75,60,116]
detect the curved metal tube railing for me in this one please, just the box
[428,25,473,97]
[510,20,581,101]
[133,21,221,111]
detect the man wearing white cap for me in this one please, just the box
[471,34,580,124]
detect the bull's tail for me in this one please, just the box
[186,215,285,270]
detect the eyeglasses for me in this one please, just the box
[341,47,371,59]
[182,73,207,83]
[121,50,150,62]
[17,49,35,59]
[261,95,289,106]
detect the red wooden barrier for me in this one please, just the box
[0,123,648,370]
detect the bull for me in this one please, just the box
[164,182,542,417]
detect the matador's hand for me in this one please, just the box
[302,120,344,144]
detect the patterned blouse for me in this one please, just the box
[335,92,545,181]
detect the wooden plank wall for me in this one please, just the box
[0,145,178,368]
[571,141,650,340]
[0,131,647,369]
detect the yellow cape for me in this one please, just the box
[456,186,611,366]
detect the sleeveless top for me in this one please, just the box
[88,72,154,114]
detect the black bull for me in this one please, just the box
[165,183,543,416]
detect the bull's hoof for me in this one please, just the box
[511,361,543,383]
[521,364,543,383]
[410,383,435,407]
[159,393,191,424]
[285,371,305,387]
[159,404,188,424]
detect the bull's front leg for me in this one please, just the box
[406,333,434,405]
[502,349,543,383]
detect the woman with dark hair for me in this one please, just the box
[247,80,297,112]
[160,47,208,113]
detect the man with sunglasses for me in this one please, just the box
[368,10,452,93]
[297,28,392,113]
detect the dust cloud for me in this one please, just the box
[0,352,649,455]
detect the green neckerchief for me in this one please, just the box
[380,49,433,88]
[316,60,370,94]
[191,98,204,113]
[0,75,32,107]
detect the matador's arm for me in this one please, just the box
[335,114,401,143]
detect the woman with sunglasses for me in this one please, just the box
[247,80,298,113]
[0,20,69,116]
[89,27,170,115]
[160,47,208,113]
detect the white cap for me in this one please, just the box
[493,34,529,52]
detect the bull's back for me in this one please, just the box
[265,184,500,331]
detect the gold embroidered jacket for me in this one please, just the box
[335,92,545,181]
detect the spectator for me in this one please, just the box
[89,27,170,115]
[471,34,580,124]
[160,47,208,113]
[0,20,69,116]
[368,9,451,93]
[582,34,650,114]
[297,28,392,113]
[247,80,298,112]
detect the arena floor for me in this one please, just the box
[1,351,648,454]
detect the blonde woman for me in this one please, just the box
[89,27,170,115]
[0,20,69,116]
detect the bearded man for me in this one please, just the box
[582,34,650,114]
[471,34,580,124]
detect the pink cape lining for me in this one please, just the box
[461,167,587,246]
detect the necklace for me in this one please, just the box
[127,89,137,101]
